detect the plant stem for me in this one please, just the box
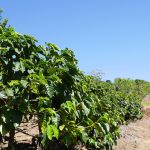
[8,130,15,150]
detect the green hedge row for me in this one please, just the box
[0,18,150,149]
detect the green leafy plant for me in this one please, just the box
[0,17,149,150]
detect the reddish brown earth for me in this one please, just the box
[113,96,150,150]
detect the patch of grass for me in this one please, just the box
[142,101,150,107]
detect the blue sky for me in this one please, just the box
[1,0,150,81]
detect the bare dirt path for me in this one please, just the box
[113,96,150,150]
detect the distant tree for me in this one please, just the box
[91,69,104,81]
[106,80,112,83]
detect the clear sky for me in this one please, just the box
[1,0,150,81]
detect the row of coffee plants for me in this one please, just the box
[0,18,150,149]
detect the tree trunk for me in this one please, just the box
[37,113,44,150]
[8,130,15,150]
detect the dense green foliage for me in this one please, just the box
[0,18,150,149]
[114,78,150,99]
